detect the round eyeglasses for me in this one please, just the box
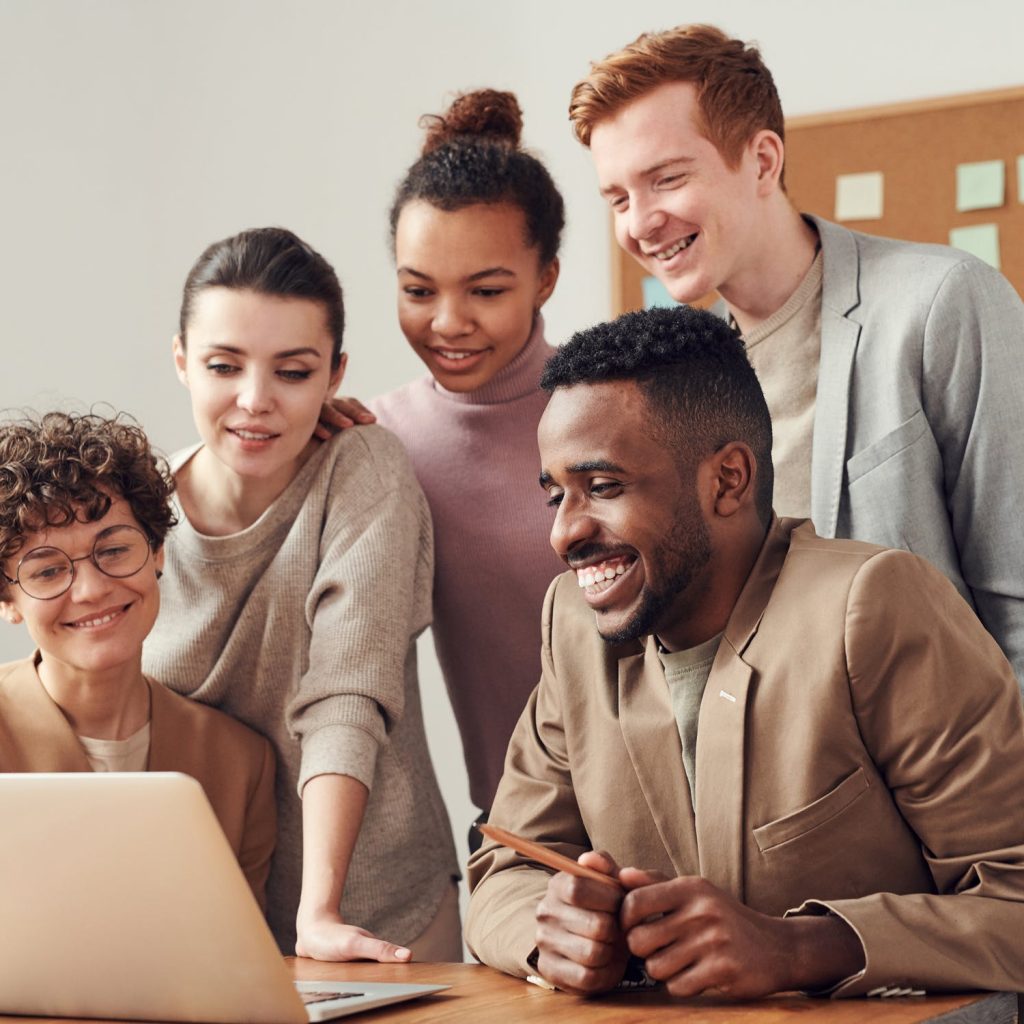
[1,524,154,600]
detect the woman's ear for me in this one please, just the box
[535,258,560,311]
[172,335,189,387]
[0,600,23,626]
[328,352,348,396]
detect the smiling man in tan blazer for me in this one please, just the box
[466,305,1024,999]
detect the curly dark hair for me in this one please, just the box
[0,411,177,593]
[389,89,565,266]
[541,305,774,524]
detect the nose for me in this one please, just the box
[627,193,667,244]
[549,495,599,560]
[67,557,114,602]
[237,370,274,415]
[431,296,473,341]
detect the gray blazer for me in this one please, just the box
[772,216,1024,685]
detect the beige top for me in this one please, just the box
[743,251,823,519]
[144,427,459,952]
[78,722,151,772]
[658,633,722,804]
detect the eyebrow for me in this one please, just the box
[538,460,627,487]
[599,155,696,196]
[199,344,323,359]
[397,266,517,282]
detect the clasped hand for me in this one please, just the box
[534,853,863,998]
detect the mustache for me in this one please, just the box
[566,543,634,569]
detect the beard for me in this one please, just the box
[598,492,712,646]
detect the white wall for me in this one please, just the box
[2,0,1022,920]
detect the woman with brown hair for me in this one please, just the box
[144,227,460,962]
[0,411,276,906]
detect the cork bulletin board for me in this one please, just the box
[611,86,1024,315]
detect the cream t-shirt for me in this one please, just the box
[742,250,824,519]
[77,721,150,773]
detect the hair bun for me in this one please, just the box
[420,89,523,154]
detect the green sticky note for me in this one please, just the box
[955,160,1005,212]
[1017,155,1024,203]
[642,276,681,310]
[949,224,1001,270]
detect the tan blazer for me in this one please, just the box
[466,519,1024,997]
[0,656,277,909]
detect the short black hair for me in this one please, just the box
[541,305,773,523]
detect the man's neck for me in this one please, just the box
[720,205,819,336]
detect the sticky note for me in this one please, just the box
[1017,155,1024,203]
[834,171,884,221]
[642,275,681,310]
[955,160,1005,212]
[949,224,1001,270]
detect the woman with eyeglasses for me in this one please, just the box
[143,227,460,963]
[0,411,276,907]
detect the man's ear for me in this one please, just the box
[173,335,189,387]
[707,442,758,518]
[0,600,23,625]
[748,129,785,197]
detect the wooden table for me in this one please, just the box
[0,960,1013,1022]
[290,960,1016,1023]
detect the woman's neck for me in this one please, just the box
[37,654,150,741]
[177,441,314,536]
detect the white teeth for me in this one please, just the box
[72,610,119,628]
[576,559,630,588]
[234,429,272,440]
[438,351,475,360]
[655,234,696,260]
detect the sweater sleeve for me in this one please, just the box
[787,548,1024,996]
[285,429,433,794]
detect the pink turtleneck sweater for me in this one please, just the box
[369,319,565,811]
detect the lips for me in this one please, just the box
[64,602,131,630]
[426,346,491,373]
[645,232,698,263]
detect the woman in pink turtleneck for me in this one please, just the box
[337,90,567,844]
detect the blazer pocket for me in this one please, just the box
[753,767,869,853]
[845,410,928,485]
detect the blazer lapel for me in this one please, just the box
[618,640,700,876]
[694,648,753,898]
[694,520,793,900]
[0,656,91,772]
[808,216,862,538]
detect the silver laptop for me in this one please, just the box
[0,772,447,1022]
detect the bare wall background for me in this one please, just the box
[2,0,1022,925]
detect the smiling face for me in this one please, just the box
[589,81,770,306]
[395,201,558,392]
[174,287,344,488]
[0,499,163,677]
[539,380,712,646]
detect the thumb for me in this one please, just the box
[618,866,670,890]
[356,934,413,963]
[579,849,621,878]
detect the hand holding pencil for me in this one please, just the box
[478,823,630,995]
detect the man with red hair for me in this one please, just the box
[569,24,1024,685]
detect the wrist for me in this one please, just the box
[781,914,865,992]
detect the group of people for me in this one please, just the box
[2,21,1024,1002]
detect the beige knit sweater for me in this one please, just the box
[144,427,458,952]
